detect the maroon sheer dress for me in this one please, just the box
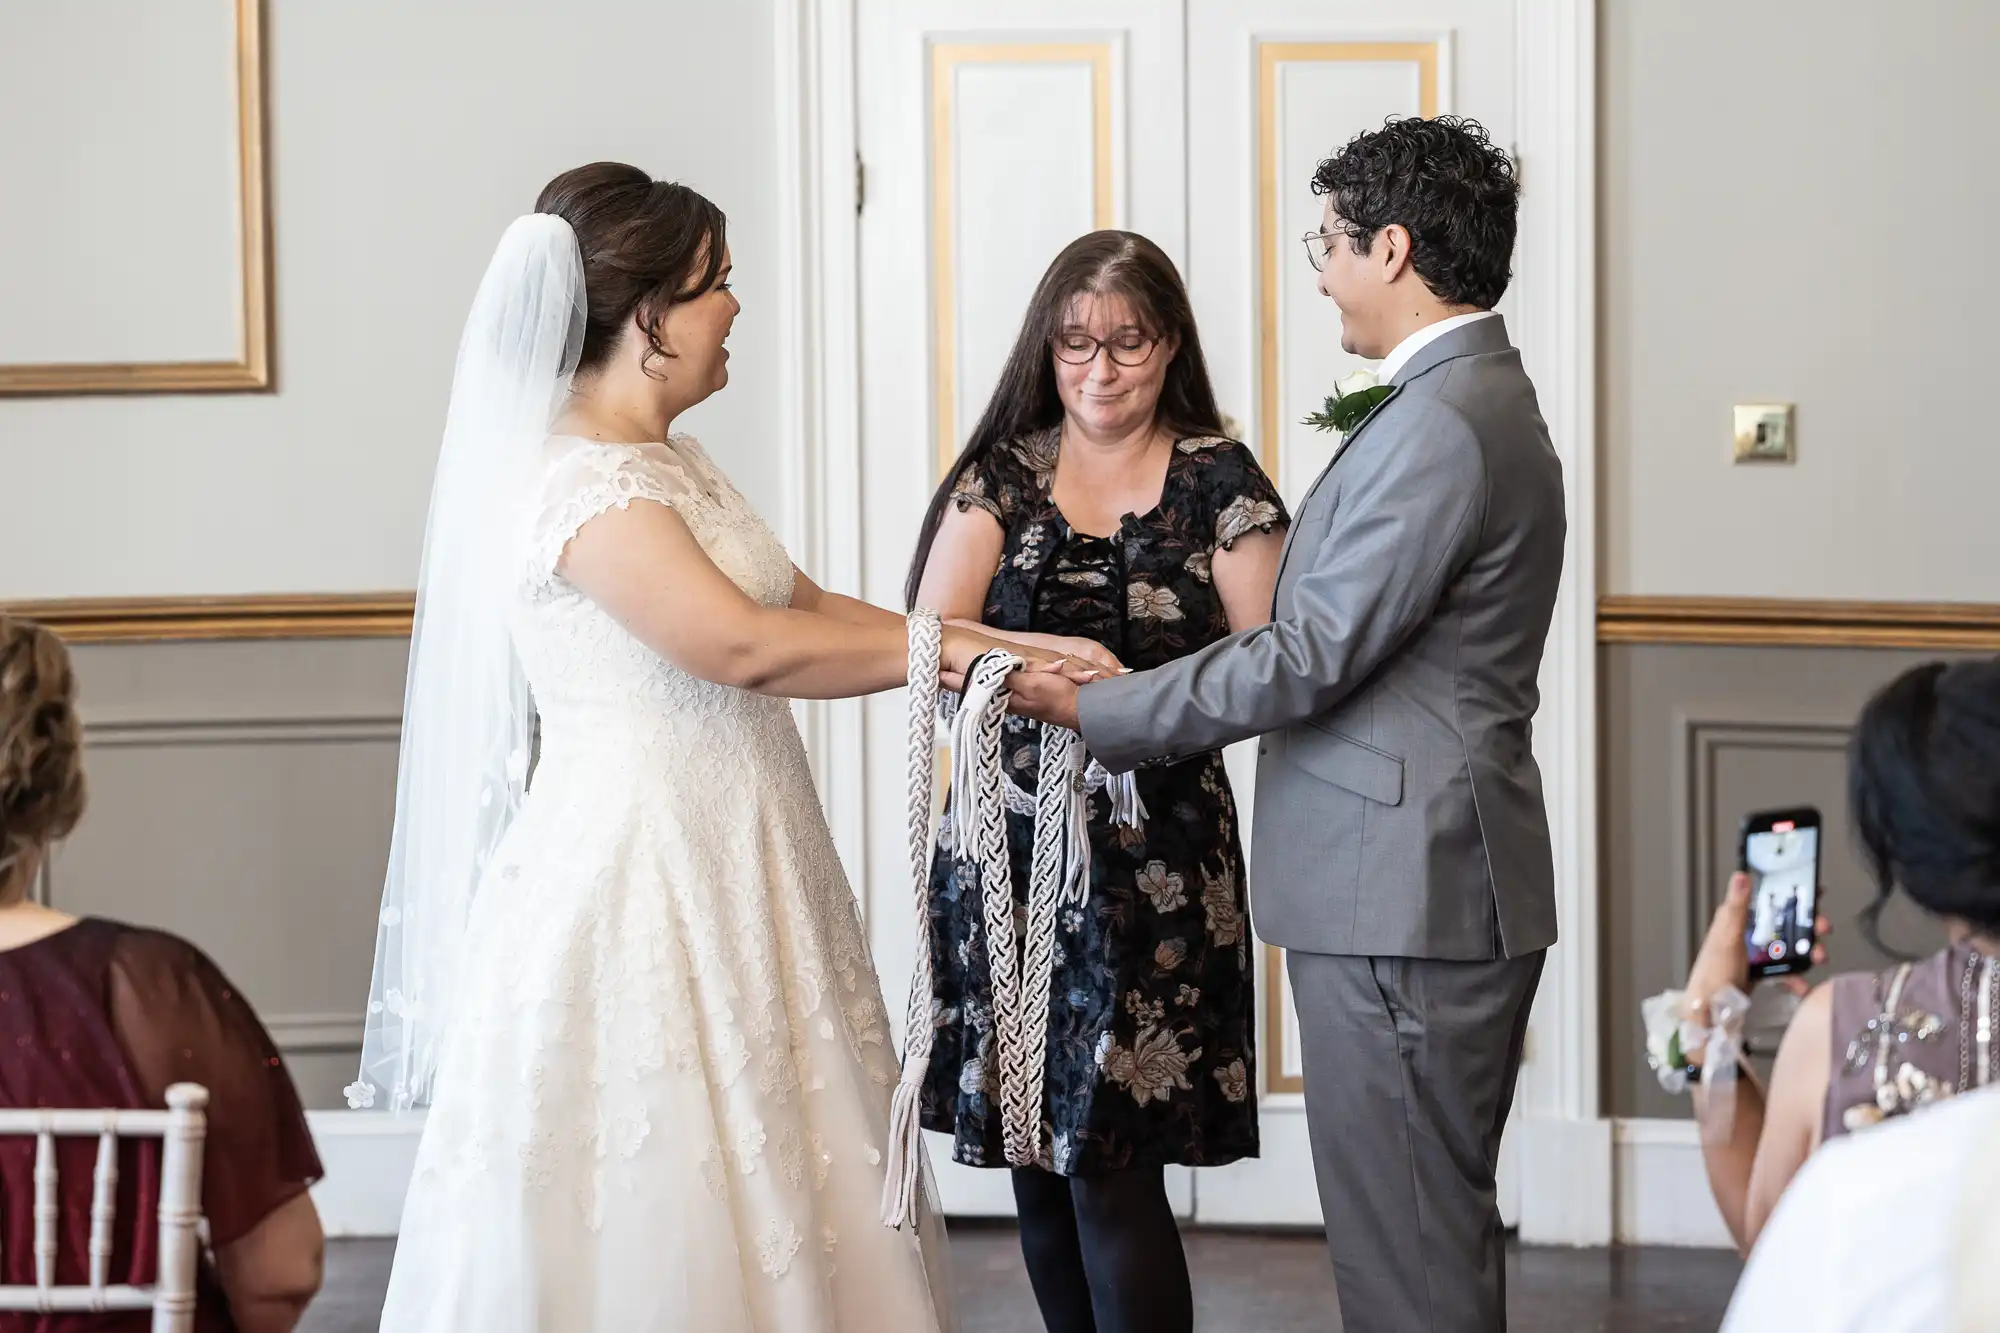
[0,919,322,1332]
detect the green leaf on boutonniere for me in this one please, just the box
[1304,383,1395,436]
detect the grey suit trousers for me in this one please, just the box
[1286,950,1544,1333]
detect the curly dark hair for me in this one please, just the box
[1311,115,1517,309]
[1850,658,2000,952]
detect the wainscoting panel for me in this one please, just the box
[1601,641,1975,1119]
[40,637,408,1109]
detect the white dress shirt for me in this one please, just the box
[1375,309,1500,384]
[1721,1081,2000,1333]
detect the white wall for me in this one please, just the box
[0,0,783,599]
[1601,1,2000,601]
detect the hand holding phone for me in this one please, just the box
[1739,806,1822,979]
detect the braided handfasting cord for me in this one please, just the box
[881,616,1111,1228]
[881,609,941,1227]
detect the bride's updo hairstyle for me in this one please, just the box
[534,162,728,378]
[0,618,86,897]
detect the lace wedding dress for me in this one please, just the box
[376,433,954,1332]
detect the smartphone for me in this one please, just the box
[1739,806,1822,978]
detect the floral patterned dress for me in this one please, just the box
[918,426,1288,1174]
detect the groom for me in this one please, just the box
[1008,116,1564,1333]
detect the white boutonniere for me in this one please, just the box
[1304,368,1392,437]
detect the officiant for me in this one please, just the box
[906,229,1286,1333]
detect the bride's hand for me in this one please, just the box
[1045,636,1123,675]
[938,627,1100,691]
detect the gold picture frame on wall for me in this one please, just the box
[0,0,270,395]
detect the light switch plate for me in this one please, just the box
[1733,403,1796,463]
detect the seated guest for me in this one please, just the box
[0,617,325,1332]
[1663,658,2000,1254]
[1721,1080,2000,1331]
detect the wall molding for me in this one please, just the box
[772,0,869,892]
[0,0,272,396]
[265,1012,366,1056]
[1599,595,2000,650]
[1670,713,1851,976]
[1511,0,1607,1247]
[2,594,415,643]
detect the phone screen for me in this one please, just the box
[1743,820,1819,974]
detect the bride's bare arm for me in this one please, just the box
[790,570,903,631]
[562,501,1068,698]
[911,502,1124,673]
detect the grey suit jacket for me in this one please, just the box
[1076,316,1564,961]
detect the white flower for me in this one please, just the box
[1213,1059,1249,1103]
[699,1143,728,1200]
[343,1080,376,1109]
[735,1119,767,1174]
[811,1134,832,1189]
[778,1127,805,1188]
[1335,368,1380,398]
[757,1219,801,1277]
[959,1058,987,1096]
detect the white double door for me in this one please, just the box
[851,0,1524,1226]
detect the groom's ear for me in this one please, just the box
[1377,224,1416,283]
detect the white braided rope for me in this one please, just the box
[882,618,1097,1227]
[951,654,1034,1166]
[882,609,941,1228]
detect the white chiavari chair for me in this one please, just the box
[0,1083,207,1333]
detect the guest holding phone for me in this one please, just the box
[1665,658,2000,1255]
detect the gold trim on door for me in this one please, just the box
[1,594,414,643]
[1256,41,1439,476]
[0,0,271,395]
[1265,945,1302,1094]
[1597,595,2000,651]
[1256,41,1438,1094]
[929,41,1116,478]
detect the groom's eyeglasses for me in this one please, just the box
[1302,229,1341,272]
[1052,332,1161,367]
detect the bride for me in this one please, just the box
[348,162,1086,1331]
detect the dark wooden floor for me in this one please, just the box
[299,1225,1740,1332]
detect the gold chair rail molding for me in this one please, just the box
[1,594,415,643]
[6,592,1995,650]
[1598,596,2000,651]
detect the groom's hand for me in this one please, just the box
[1003,669,1082,731]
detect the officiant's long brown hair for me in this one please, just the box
[904,230,1226,609]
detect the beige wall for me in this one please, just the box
[1600,1,2000,601]
[0,0,783,600]
[43,637,409,1109]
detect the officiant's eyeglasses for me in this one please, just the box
[1052,331,1161,367]
[1302,229,1341,271]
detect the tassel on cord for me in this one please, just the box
[1105,770,1149,832]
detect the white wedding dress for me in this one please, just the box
[377,433,954,1332]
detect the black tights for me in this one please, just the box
[1010,1165,1193,1333]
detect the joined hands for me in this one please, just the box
[937,629,1107,732]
